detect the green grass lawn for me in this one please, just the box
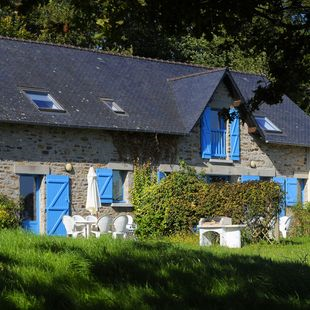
[0,230,310,310]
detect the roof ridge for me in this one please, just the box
[0,35,212,69]
[167,68,226,82]
[229,69,267,78]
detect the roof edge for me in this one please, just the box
[0,35,212,70]
[167,68,226,82]
[0,119,188,136]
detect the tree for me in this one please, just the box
[95,0,310,113]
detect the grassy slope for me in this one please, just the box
[0,230,309,310]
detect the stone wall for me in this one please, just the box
[0,123,180,224]
[177,80,309,178]
[177,121,309,177]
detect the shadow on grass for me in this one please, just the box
[0,236,310,309]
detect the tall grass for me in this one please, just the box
[0,229,310,309]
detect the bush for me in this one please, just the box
[0,194,22,229]
[132,163,283,242]
[290,202,310,237]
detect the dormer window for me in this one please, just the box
[23,90,65,112]
[101,98,127,115]
[255,116,281,132]
[201,107,240,161]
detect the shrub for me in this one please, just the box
[0,194,22,229]
[290,202,310,237]
[132,163,283,242]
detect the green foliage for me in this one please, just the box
[0,230,310,309]
[169,34,267,74]
[132,164,282,242]
[0,7,33,39]
[290,202,310,237]
[0,194,22,229]
[130,161,157,212]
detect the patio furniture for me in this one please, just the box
[279,216,292,238]
[112,215,128,239]
[73,215,96,238]
[62,215,86,238]
[97,215,113,235]
[126,215,137,238]
[86,215,100,238]
[198,217,246,248]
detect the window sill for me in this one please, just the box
[209,159,234,165]
[111,202,133,208]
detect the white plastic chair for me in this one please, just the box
[112,215,128,239]
[73,214,85,222]
[62,215,85,238]
[86,215,100,238]
[279,216,292,238]
[126,215,137,237]
[97,215,113,236]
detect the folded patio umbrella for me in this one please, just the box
[86,167,101,215]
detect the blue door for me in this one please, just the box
[46,175,70,236]
[21,175,41,234]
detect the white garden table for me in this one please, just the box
[74,219,97,238]
[198,224,246,248]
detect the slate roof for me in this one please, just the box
[0,37,309,147]
[231,72,310,147]
[0,37,207,135]
[168,69,226,132]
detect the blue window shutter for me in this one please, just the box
[230,108,240,161]
[157,171,166,182]
[301,179,306,204]
[96,168,113,203]
[201,106,212,159]
[286,178,298,207]
[272,176,286,216]
[46,175,70,236]
[272,177,286,191]
[241,175,260,182]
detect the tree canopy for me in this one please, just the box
[0,0,309,114]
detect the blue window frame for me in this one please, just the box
[112,170,126,202]
[210,109,226,158]
[23,90,65,112]
[20,175,41,234]
[201,107,240,160]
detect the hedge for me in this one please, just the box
[132,163,283,242]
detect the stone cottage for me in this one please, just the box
[0,37,309,235]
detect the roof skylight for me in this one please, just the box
[23,90,64,112]
[255,116,281,132]
[101,98,126,115]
